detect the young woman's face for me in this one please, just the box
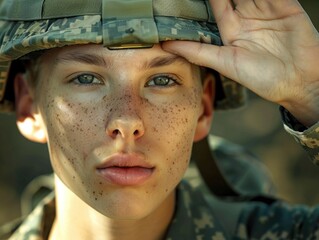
[31,44,212,219]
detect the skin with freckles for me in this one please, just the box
[16,44,214,239]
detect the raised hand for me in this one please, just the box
[163,0,319,126]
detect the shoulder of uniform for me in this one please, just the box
[0,217,24,240]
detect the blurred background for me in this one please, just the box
[1,0,319,227]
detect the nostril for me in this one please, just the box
[108,126,144,139]
[113,129,120,135]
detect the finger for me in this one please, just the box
[208,0,240,44]
[208,0,234,23]
[162,41,241,84]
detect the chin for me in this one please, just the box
[87,191,154,220]
[96,201,151,220]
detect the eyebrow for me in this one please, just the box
[55,52,109,68]
[54,52,189,70]
[142,55,190,69]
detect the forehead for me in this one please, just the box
[39,44,191,69]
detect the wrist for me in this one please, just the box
[280,98,319,127]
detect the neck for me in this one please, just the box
[49,175,175,240]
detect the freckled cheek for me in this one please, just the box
[146,90,202,139]
[145,91,201,181]
[43,98,107,165]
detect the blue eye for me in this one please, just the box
[72,74,102,85]
[146,75,178,87]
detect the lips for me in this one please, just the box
[96,153,155,186]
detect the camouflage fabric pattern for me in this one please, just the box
[236,201,319,239]
[0,0,246,113]
[8,192,55,240]
[4,181,231,240]
[281,107,319,165]
[167,181,231,240]
[6,179,319,240]
[285,123,319,165]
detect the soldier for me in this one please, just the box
[0,0,318,239]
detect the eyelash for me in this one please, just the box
[69,73,181,88]
[145,75,180,87]
[70,73,103,86]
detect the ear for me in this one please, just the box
[14,73,47,143]
[193,73,215,142]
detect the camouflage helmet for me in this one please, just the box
[0,0,246,112]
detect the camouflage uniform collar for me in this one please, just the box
[8,181,229,240]
[165,180,229,239]
[9,192,55,240]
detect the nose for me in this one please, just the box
[107,117,145,140]
[105,92,145,140]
